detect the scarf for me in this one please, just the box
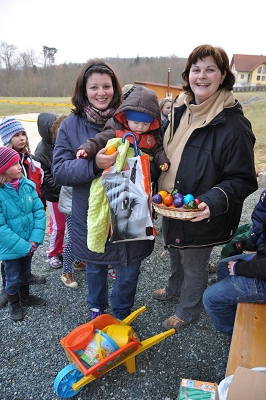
[158,89,235,193]
[84,103,116,125]
[9,178,20,192]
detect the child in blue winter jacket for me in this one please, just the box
[0,147,46,322]
[0,116,46,309]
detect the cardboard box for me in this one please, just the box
[178,378,218,399]
[225,367,266,400]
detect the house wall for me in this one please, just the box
[231,63,250,86]
[232,63,266,87]
[250,63,266,85]
[134,81,183,101]
[235,71,250,86]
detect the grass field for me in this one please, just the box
[0,97,72,115]
[0,92,266,169]
[235,92,266,169]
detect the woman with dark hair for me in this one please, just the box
[52,59,159,320]
[153,44,258,331]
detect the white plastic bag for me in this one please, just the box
[102,155,155,242]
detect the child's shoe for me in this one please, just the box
[48,256,62,269]
[29,273,46,284]
[7,293,24,322]
[91,310,103,320]
[19,284,46,307]
[73,261,86,271]
[61,273,78,288]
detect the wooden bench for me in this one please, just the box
[226,302,266,377]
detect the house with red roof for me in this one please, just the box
[230,54,266,87]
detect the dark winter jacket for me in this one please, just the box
[34,112,61,203]
[52,113,158,264]
[20,151,43,199]
[79,86,170,168]
[162,93,258,249]
[249,190,266,247]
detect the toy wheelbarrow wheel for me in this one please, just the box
[54,364,85,398]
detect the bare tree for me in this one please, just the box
[0,41,18,70]
[0,55,186,97]
[43,46,58,67]
[19,48,38,69]
[19,52,32,69]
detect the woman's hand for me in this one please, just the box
[190,202,210,222]
[95,147,119,170]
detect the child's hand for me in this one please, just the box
[26,241,38,256]
[160,163,169,172]
[77,149,88,159]
[228,261,236,275]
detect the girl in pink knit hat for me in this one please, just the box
[0,147,46,322]
[0,117,46,309]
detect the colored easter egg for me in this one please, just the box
[183,194,194,206]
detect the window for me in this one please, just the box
[262,76,265,81]
[257,76,261,81]
[257,66,266,74]
[240,74,244,79]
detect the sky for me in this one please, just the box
[0,0,265,66]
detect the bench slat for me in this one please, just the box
[226,303,266,377]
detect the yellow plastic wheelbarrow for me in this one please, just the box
[54,306,175,398]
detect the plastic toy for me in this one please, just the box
[54,306,175,398]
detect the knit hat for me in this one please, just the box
[124,110,154,123]
[0,116,26,146]
[0,147,20,174]
[122,84,137,100]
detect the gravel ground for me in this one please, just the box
[0,187,262,400]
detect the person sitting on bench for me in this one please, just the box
[203,220,266,335]
[220,189,266,259]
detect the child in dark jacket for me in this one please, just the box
[77,86,170,172]
[0,147,46,322]
[220,189,266,259]
[0,116,46,308]
[35,113,67,269]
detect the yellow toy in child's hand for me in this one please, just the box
[160,163,168,171]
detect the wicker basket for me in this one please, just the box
[152,202,200,220]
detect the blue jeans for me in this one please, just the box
[4,255,32,295]
[86,261,141,320]
[203,253,266,335]
[165,246,213,322]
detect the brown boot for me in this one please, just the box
[61,273,78,288]
[73,261,86,271]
